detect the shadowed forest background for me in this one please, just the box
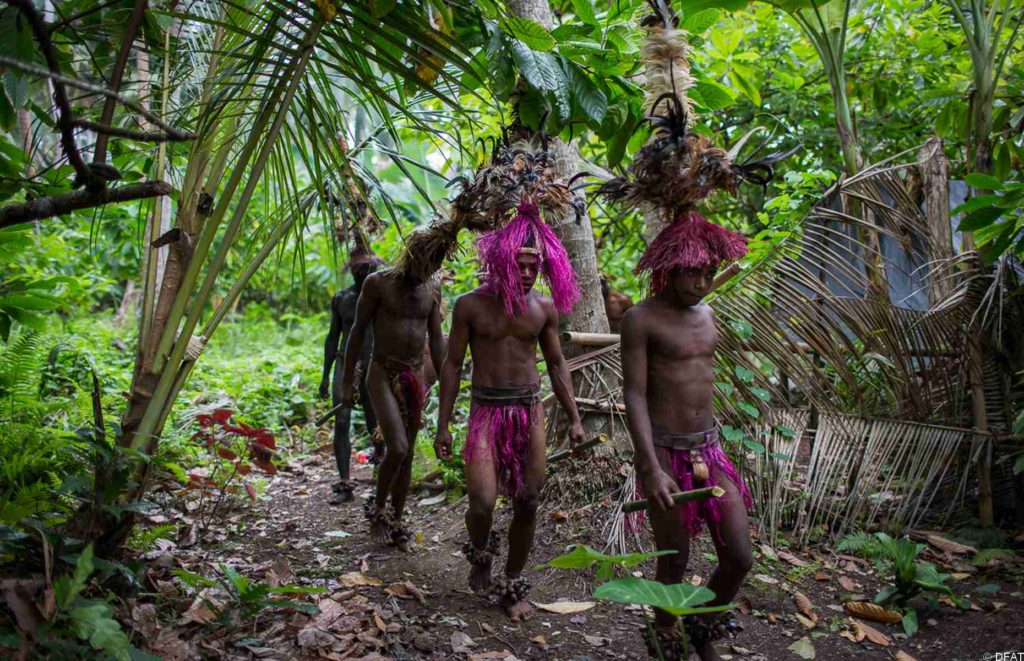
[1,0,1023,659]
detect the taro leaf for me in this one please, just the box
[594,577,730,616]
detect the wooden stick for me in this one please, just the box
[546,435,606,463]
[711,262,742,292]
[315,401,349,426]
[622,486,724,513]
[560,331,621,346]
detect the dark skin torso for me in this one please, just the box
[635,300,717,436]
[460,291,547,388]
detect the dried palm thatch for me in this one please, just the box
[745,409,811,543]
[790,414,976,544]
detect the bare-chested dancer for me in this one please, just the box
[340,267,445,551]
[434,202,585,621]
[622,214,753,661]
[320,246,384,504]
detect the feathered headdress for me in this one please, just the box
[391,214,463,283]
[476,200,580,318]
[598,1,797,293]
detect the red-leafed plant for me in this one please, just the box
[185,408,277,531]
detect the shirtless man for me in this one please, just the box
[320,251,383,504]
[621,213,753,660]
[434,201,585,621]
[340,268,445,551]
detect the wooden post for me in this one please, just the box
[970,337,994,525]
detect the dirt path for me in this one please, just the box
[143,446,1024,660]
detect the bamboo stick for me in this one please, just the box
[560,331,620,346]
[622,486,724,513]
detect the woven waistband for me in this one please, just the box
[471,383,541,406]
[652,426,719,451]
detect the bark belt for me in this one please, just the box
[471,383,541,407]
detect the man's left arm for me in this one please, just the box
[427,287,447,377]
[538,302,585,450]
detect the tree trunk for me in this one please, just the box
[917,137,954,305]
[506,0,609,346]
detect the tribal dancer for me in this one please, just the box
[600,3,795,657]
[340,232,447,552]
[435,198,585,621]
[320,239,385,504]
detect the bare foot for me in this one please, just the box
[369,511,391,545]
[501,595,534,622]
[468,558,492,594]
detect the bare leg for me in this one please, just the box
[464,425,499,594]
[648,484,693,633]
[360,369,383,464]
[330,361,353,504]
[502,405,545,621]
[691,470,752,661]
[366,363,410,546]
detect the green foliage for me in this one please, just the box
[537,544,675,582]
[173,564,325,624]
[951,174,1024,262]
[593,577,731,616]
[839,530,966,634]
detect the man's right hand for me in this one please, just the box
[319,377,330,400]
[640,467,679,512]
[434,427,453,461]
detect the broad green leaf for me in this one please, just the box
[728,319,753,339]
[750,387,771,402]
[571,0,599,26]
[742,438,766,453]
[568,64,607,123]
[501,17,555,52]
[733,365,756,383]
[594,577,728,616]
[0,294,61,311]
[511,42,564,91]
[729,67,761,106]
[950,194,1003,215]
[736,401,760,418]
[1013,455,1024,475]
[694,80,736,111]
[541,545,675,571]
[956,206,1005,233]
[721,425,744,442]
[683,9,721,33]
[715,380,735,397]
[69,602,130,661]
[769,452,793,461]
[777,425,796,438]
[964,173,1003,191]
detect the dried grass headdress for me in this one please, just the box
[597,1,796,293]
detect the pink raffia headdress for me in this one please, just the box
[637,211,747,295]
[476,201,580,318]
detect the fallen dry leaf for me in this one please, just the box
[374,614,387,633]
[182,598,215,625]
[767,613,777,624]
[795,613,817,629]
[894,651,918,661]
[534,601,596,614]
[450,631,477,654]
[813,571,830,581]
[855,619,891,647]
[584,634,608,647]
[339,572,382,587]
[843,601,902,624]
[951,572,971,580]
[735,595,752,614]
[845,618,866,642]
[754,574,778,585]
[549,511,568,523]
[266,555,294,587]
[469,653,518,661]
[838,576,857,592]
[924,533,976,556]
[788,636,816,659]
[531,635,547,645]
[793,592,817,622]
[779,550,809,567]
